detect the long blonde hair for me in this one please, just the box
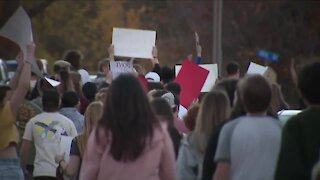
[194,90,230,153]
[77,101,104,157]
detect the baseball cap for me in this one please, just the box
[145,72,160,82]
[161,92,176,108]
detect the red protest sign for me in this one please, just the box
[175,60,209,108]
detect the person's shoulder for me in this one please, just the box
[284,108,318,129]
[78,69,90,75]
[222,117,242,130]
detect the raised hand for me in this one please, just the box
[108,45,115,61]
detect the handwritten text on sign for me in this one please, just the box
[110,61,134,79]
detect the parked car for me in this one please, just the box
[5,59,48,79]
[5,60,17,79]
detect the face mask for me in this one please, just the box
[30,80,37,89]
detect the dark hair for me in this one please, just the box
[298,61,320,105]
[151,98,174,126]
[226,61,239,75]
[96,74,158,161]
[238,75,272,113]
[231,87,277,119]
[164,82,181,97]
[98,58,110,72]
[147,82,164,91]
[42,89,60,112]
[150,89,168,99]
[63,50,83,70]
[82,82,97,102]
[213,78,238,107]
[61,91,79,107]
[161,66,175,84]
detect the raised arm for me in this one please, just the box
[108,45,115,62]
[152,46,161,75]
[10,43,35,113]
[195,32,202,64]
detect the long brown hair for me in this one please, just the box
[194,90,230,153]
[96,74,158,161]
[77,101,104,157]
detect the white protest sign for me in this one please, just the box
[59,136,73,162]
[110,61,134,79]
[0,7,42,77]
[178,105,188,120]
[175,64,218,92]
[0,6,33,57]
[247,62,268,75]
[45,77,60,87]
[112,28,156,59]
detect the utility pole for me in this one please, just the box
[213,0,223,76]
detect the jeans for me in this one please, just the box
[0,158,24,180]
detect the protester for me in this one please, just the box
[275,61,320,180]
[20,89,77,180]
[70,71,83,97]
[213,75,281,180]
[80,82,97,114]
[151,98,182,158]
[177,90,230,180]
[183,104,199,131]
[80,74,175,180]
[52,60,71,80]
[95,87,108,104]
[55,101,104,180]
[95,58,111,86]
[213,78,238,107]
[31,77,54,109]
[162,92,189,135]
[270,83,289,115]
[225,61,240,79]
[63,50,91,84]
[60,91,84,133]
[0,43,34,180]
[161,66,175,84]
[164,82,181,99]
[57,69,75,95]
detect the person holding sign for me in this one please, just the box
[20,90,77,180]
[55,101,104,180]
[0,43,35,180]
[80,74,176,180]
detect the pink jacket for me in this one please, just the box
[79,124,176,180]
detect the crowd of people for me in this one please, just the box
[0,41,320,180]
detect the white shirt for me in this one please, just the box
[23,112,78,177]
[78,69,91,84]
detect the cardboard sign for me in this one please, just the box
[0,7,42,77]
[45,77,60,87]
[247,62,268,75]
[0,7,33,58]
[112,28,156,59]
[59,136,73,162]
[110,61,134,79]
[175,64,218,92]
[175,61,209,108]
